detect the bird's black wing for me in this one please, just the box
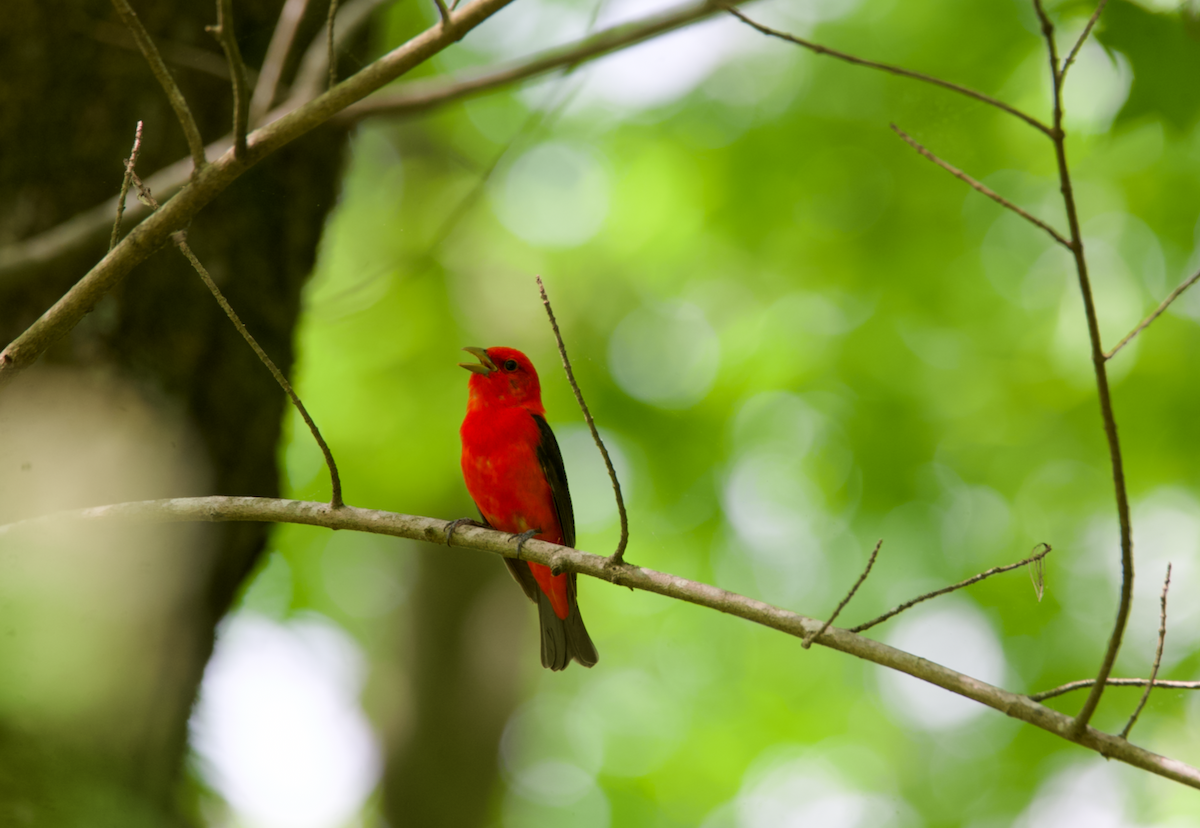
[531,413,575,549]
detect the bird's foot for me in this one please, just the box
[445,517,485,544]
[512,529,539,559]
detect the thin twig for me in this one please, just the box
[174,231,344,508]
[326,0,340,89]
[1030,677,1200,703]
[1,496,1199,790]
[536,276,630,564]
[726,6,1052,137]
[1106,267,1200,360]
[851,543,1051,634]
[250,0,311,125]
[1030,0,1135,739]
[109,0,207,174]
[1061,0,1108,79]
[109,121,144,251]
[433,0,451,27]
[1120,564,1172,740]
[207,0,250,159]
[891,124,1071,249]
[291,0,391,101]
[803,539,882,648]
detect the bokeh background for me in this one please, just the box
[4,0,1200,825]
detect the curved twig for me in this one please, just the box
[537,277,630,564]
[803,539,882,648]
[726,6,1052,137]
[1106,267,1200,360]
[1120,564,1172,740]
[207,0,250,159]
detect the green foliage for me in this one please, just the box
[259,0,1200,824]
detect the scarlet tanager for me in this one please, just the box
[458,346,599,671]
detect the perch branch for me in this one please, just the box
[109,0,208,173]
[1106,267,1200,360]
[726,6,1052,136]
[1120,564,1171,740]
[803,539,882,648]
[326,0,340,89]
[0,497,1197,789]
[537,276,629,564]
[850,543,1051,634]
[891,124,1071,249]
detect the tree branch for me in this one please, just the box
[0,497,1197,789]
[803,539,881,648]
[207,0,251,159]
[1120,564,1171,740]
[891,124,1071,249]
[537,277,629,564]
[1031,0,1135,738]
[725,6,1052,137]
[850,543,1051,634]
[1106,267,1200,360]
[109,0,208,174]
[0,0,747,388]
[0,0,742,285]
[326,0,340,89]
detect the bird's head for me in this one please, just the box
[460,346,544,412]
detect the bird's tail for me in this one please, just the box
[535,573,598,671]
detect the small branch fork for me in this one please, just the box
[803,539,882,648]
[537,277,630,565]
[109,121,144,251]
[109,0,207,175]
[1120,564,1172,740]
[890,125,1071,250]
[1061,0,1108,80]
[2,496,1199,790]
[1032,678,1200,703]
[851,543,1052,634]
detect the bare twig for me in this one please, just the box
[174,232,344,508]
[1,497,1198,790]
[1120,564,1172,740]
[803,539,882,648]
[109,121,144,251]
[109,0,208,174]
[326,0,340,89]
[1031,677,1200,703]
[1106,267,1200,360]
[250,0,311,125]
[891,124,1071,249]
[207,0,250,159]
[291,0,401,99]
[536,276,630,565]
[851,543,1051,634]
[1030,0,1135,738]
[726,6,1052,137]
[1062,0,1108,79]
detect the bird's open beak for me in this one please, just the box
[459,346,497,375]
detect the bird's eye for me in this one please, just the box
[503,359,519,372]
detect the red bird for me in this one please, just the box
[458,346,598,671]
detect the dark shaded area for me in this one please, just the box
[0,1,349,823]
